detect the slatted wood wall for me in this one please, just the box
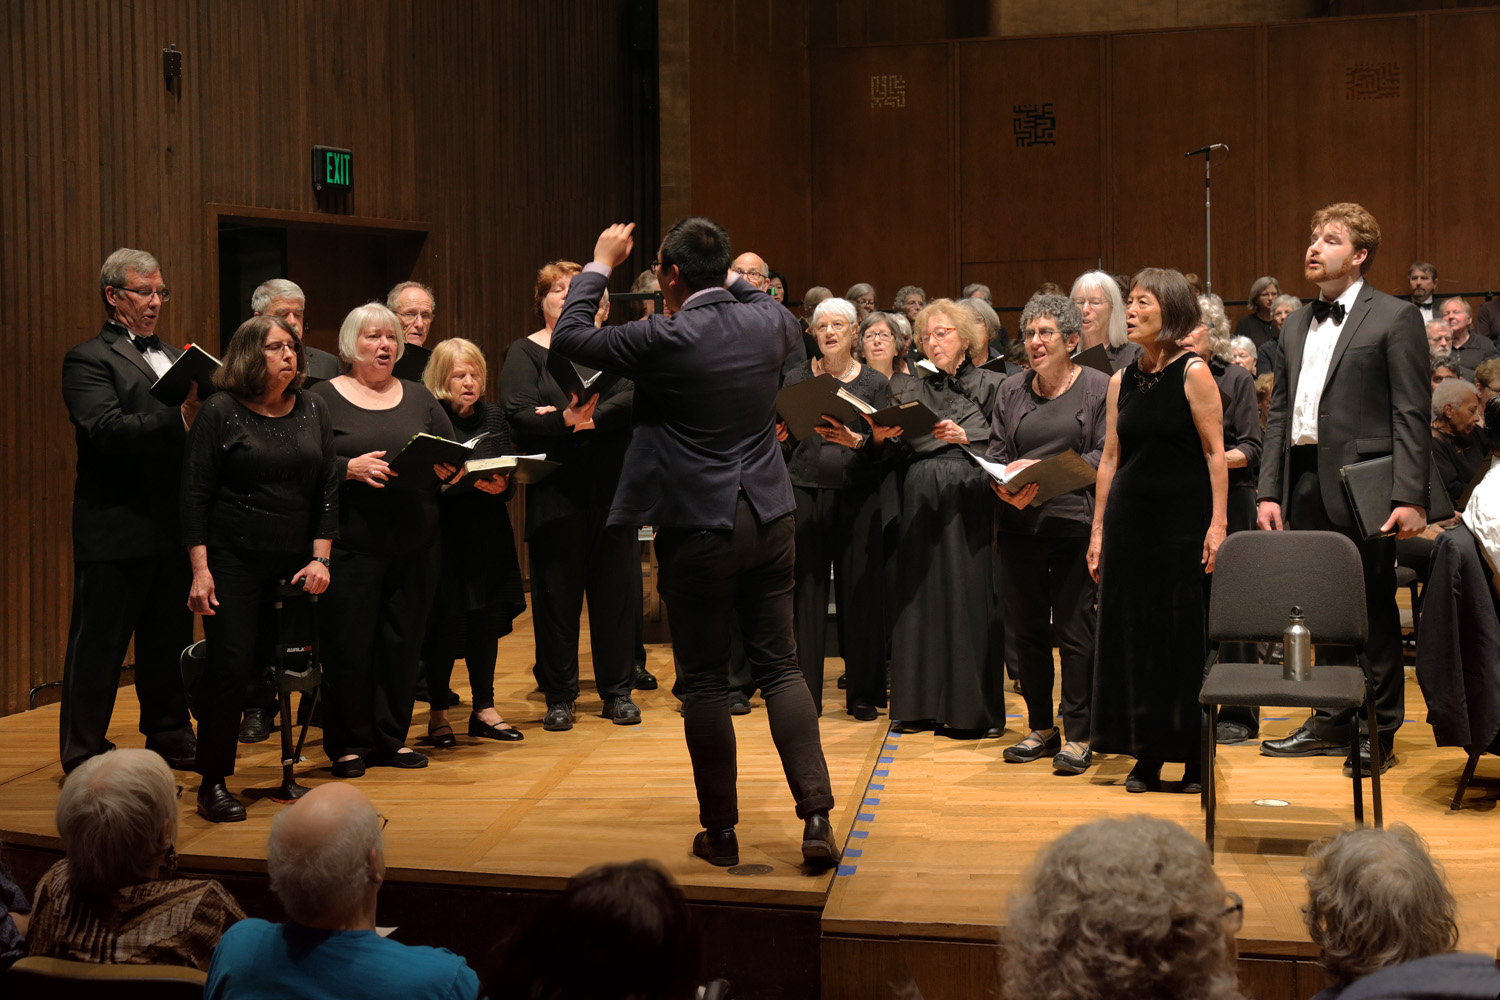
[0,1,655,716]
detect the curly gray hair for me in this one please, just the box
[1018,293,1083,344]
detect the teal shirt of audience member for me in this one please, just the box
[205,919,479,1000]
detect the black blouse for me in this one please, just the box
[181,392,339,553]
[780,362,889,490]
[307,378,455,555]
[886,361,1002,459]
[1212,360,1264,490]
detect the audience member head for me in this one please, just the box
[657,217,732,303]
[810,298,858,364]
[1431,378,1480,436]
[252,278,307,338]
[1197,295,1234,362]
[1256,373,1274,427]
[1307,203,1381,282]
[534,260,583,328]
[803,286,832,320]
[963,283,992,304]
[1229,335,1257,375]
[215,315,306,399]
[338,302,405,366]
[99,247,165,332]
[1248,276,1280,318]
[915,299,980,374]
[630,268,660,318]
[387,281,436,346]
[267,783,385,930]
[1271,293,1301,331]
[1018,293,1083,370]
[1442,298,1474,343]
[845,283,876,319]
[1004,816,1244,1000]
[56,749,179,900]
[730,252,769,291]
[486,860,700,1000]
[424,337,488,415]
[1071,270,1128,349]
[1431,353,1461,390]
[1182,272,1206,296]
[1427,319,1454,358]
[766,269,786,303]
[1036,281,1063,297]
[1474,358,1500,407]
[1302,824,1459,991]
[893,285,926,322]
[1408,261,1437,302]
[1128,268,1199,344]
[856,311,909,375]
[957,297,1002,363]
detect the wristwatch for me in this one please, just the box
[313,556,331,568]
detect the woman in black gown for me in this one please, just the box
[1088,269,1227,793]
[420,338,527,747]
[887,300,1005,735]
[779,297,889,720]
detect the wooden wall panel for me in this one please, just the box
[0,0,652,716]
[1109,27,1261,296]
[1265,17,1421,299]
[809,44,953,306]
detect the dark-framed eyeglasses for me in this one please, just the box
[1219,890,1244,932]
[732,267,767,280]
[114,285,172,302]
[262,340,303,355]
[376,812,390,831]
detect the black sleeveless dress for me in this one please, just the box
[1092,353,1212,763]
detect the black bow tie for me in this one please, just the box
[1311,299,1347,325]
[131,333,162,352]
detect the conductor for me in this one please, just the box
[550,219,839,869]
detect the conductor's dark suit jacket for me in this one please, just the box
[1258,281,1430,528]
[61,321,187,562]
[550,269,796,531]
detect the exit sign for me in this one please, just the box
[312,146,353,193]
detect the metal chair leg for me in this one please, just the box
[1204,702,1217,854]
[1451,749,1481,811]
[1367,698,1383,828]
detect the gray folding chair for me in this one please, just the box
[1199,530,1383,854]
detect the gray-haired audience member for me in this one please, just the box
[1432,353,1462,390]
[1430,378,1485,504]
[893,284,926,323]
[845,282,876,320]
[957,296,1006,363]
[387,281,436,347]
[1070,269,1141,371]
[1230,335,1257,375]
[962,282,992,303]
[731,252,769,290]
[252,279,342,383]
[856,310,910,378]
[1235,275,1281,348]
[27,750,245,970]
[1303,824,1460,1000]
[1427,319,1454,359]
[1004,816,1245,1000]
[205,783,479,1000]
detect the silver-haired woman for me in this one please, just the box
[1071,270,1142,371]
[845,282,876,320]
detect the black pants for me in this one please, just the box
[61,556,193,771]
[528,514,635,704]
[1286,446,1404,739]
[998,532,1095,741]
[423,613,498,711]
[319,543,439,762]
[792,485,885,713]
[195,548,304,779]
[656,501,835,831]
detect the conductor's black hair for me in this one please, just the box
[659,217,732,295]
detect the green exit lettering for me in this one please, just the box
[324,151,350,187]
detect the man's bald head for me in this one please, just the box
[268,783,384,928]
[732,252,769,290]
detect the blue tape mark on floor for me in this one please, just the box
[1263,717,1289,722]
[863,797,880,806]
[837,864,858,876]
[878,756,894,763]
[857,812,875,822]
[850,829,868,839]
[844,848,862,858]
[873,769,888,777]
[883,744,898,751]
[868,784,884,791]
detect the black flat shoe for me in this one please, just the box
[238,708,272,744]
[428,724,457,749]
[1125,762,1162,793]
[197,780,246,823]
[850,701,878,722]
[469,716,524,741]
[728,692,752,716]
[693,828,739,867]
[382,749,429,769]
[1003,729,1062,763]
[802,813,840,869]
[332,756,366,779]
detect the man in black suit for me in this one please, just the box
[1402,261,1443,324]
[252,278,342,383]
[551,218,838,869]
[1257,204,1430,774]
[388,281,435,382]
[59,248,199,773]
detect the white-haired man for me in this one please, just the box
[205,783,478,999]
[252,278,342,382]
[388,281,436,381]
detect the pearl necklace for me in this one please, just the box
[823,356,857,380]
[1035,364,1079,399]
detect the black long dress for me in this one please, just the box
[1092,353,1212,764]
[887,360,1005,732]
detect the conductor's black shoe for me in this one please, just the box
[145,734,198,771]
[602,695,642,725]
[197,780,246,823]
[542,702,575,731]
[1215,721,1255,745]
[728,692,752,716]
[693,827,740,867]
[632,664,659,690]
[1259,726,1347,757]
[238,709,272,744]
[1343,736,1397,776]
[801,813,840,869]
[850,701,878,722]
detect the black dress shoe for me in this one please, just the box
[1259,726,1347,758]
[836,673,847,690]
[728,691,752,716]
[1002,729,1062,764]
[332,756,366,778]
[632,664,659,690]
[197,780,246,823]
[802,813,840,869]
[542,702,575,731]
[1343,736,1397,776]
[145,735,198,771]
[693,827,740,867]
[850,701,878,722]
[238,709,272,744]
[427,724,457,749]
[602,695,642,725]
[1215,721,1255,745]
[381,749,429,769]
[469,716,524,741]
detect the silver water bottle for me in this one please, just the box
[1283,606,1312,681]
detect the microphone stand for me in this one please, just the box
[1185,144,1227,295]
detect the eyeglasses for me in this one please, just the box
[814,321,851,333]
[114,285,171,302]
[1219,890,1244,932]
[1023,327,1060,342]
[862,330,895,343]
[396,310,433,322]
[376,812,389,831]
[732,267,767,280]
[263,341,302,355]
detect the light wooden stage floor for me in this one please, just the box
[0,609,1496,1000]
